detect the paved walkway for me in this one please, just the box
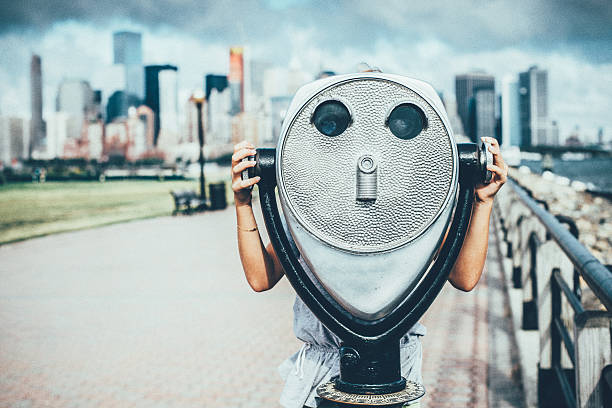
[0,205,523,407]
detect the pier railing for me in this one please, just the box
[494,178,612,408]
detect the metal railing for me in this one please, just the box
[494,178,612,408]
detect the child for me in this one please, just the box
[232,136,507,408]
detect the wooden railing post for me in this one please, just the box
[574,311,612,408]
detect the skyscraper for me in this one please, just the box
[501,76,521,147]
[0,117,28,165]
[474,88,496,141]
[205,74,228,100]
[229,47,244,115]
[519,66,549,146]
[30,54,44,157]
[455,72,495,142]
[144,65,178,146]
[56,79,95,140]
[113,31,143,99]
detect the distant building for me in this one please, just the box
[249,61,271,98]
[473,88,496,141]
[455,72,495,142]
[443,97,465,138]
[597,127,604,146]
[205,74,228,100]
[85,121,104,160]
[501,76,521,147]
[92,90,103,120]
[156,69,179,149]
[144,65,178,146]
[45,112,69,159]
[519,66,549,146]
[207,87,232,145]
[229,47,244,115]
[56,79,95,140]
[106,90,140,123]
[30,54,45,157]
[113,31,143,99]
[267,95,293,145]
[0,117,28,165]
[550,121,560,146]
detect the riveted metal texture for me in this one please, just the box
[279,78,455,253]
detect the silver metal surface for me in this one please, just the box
[316,380,425,405]
[276,73,458,320]
[278,75,455,253]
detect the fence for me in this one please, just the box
[494,179,612,408]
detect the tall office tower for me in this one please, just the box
[597,127,604,146]
[519,66,549,147]
[56,79,95,140]
[0,117,27,165]
[113,31,143,99]
[455,72,495,142]
[551,121,560,146]
[207,87,232,145]
[501,76,521,147]
[144,65,178,146]
[157,69,179,147]
[229,46,244,115]
[249,61,271,98]
[205,74,228,100]
[473,88,496,141]
[30,54,44,157]
[205,74,228,131]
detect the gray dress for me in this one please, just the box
[278,219,426,408]
[278,295,426,408]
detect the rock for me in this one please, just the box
[572,180,587,191]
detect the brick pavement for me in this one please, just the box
[0,205,523,407]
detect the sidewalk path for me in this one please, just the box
[0,206,523,407]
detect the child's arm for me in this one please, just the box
[448,137,508,291]
[232,141,284,292]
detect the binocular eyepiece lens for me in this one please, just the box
[387,103,427,140]
[312,100,351,137]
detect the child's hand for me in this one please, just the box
[475,137,508,204]
[231,141,260,207]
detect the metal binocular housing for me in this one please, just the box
[247,72,491,405]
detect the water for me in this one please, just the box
[520,157,612,192]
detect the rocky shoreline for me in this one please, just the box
[509,166,612,266]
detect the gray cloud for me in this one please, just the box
[0,0,610,62]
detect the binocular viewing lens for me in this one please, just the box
[312,100,351,136]
[387,103,427,140]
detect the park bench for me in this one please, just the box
[170,190,206,215]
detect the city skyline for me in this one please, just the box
[0,1,610,142]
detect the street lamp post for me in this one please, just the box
[192,90,207,204]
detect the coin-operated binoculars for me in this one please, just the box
[245,73,491,407]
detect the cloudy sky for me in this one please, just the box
[0,0,611,140]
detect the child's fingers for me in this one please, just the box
[232,148,257,164]
[487,164,507,182]
[482,136,506,169]
[232,159,256,175]
[233,141,254,152]
[232,176,261,192]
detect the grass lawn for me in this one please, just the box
[0,178,231,245]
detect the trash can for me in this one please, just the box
[209,182,227,210]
